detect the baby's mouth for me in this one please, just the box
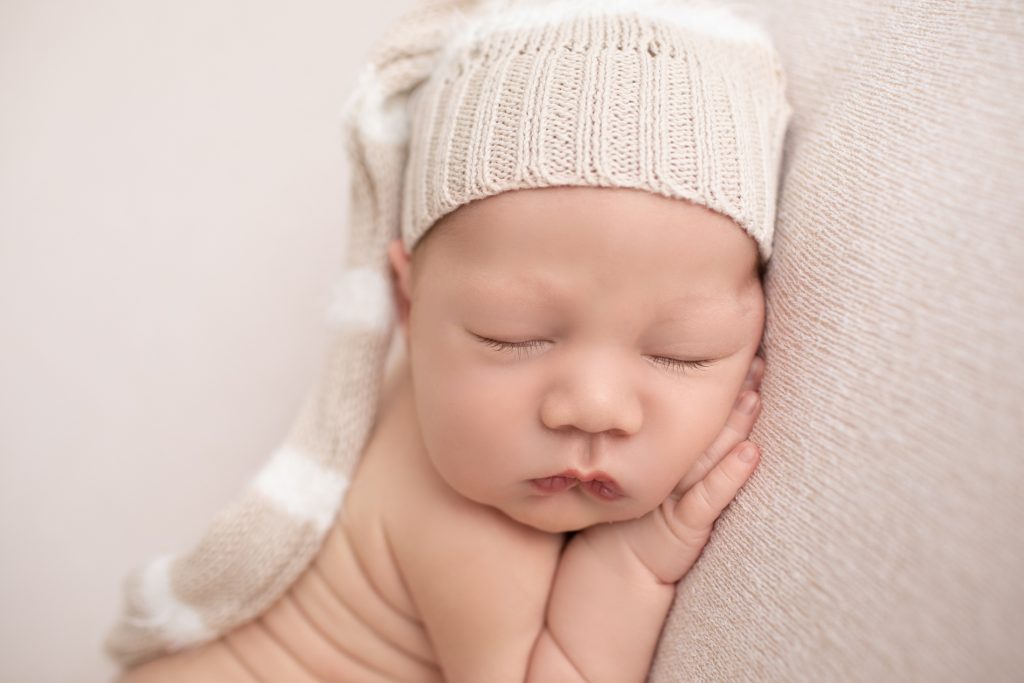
[530,475,578,494]
[529,470,624,501]
[577,479,624,502]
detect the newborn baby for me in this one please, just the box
[119,185,766,682]
[108,1,790,680]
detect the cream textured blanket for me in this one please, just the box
[648,1,1024,681]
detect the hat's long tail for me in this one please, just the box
[103,0,481,668]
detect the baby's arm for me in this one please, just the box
[528,357,765,683]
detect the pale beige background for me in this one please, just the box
[7,2,1023,682]
[0,1,409,680]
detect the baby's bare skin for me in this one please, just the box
[118,349,764,683]
[118,353,565,683]
[118,186,767,682]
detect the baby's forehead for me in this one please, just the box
[416,192,759,296]
[424,255,760,326]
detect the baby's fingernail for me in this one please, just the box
[737,445,757,462]
[737,392,758,414]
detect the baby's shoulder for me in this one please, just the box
[383,475,562,680]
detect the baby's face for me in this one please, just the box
[389,186,764,532]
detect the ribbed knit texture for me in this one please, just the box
[103,0,791,668]
[401,0,790,263]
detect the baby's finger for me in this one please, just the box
[741,354,765,394]
[672,389,761,497]
[672,441,760,538]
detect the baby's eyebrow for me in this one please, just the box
[461,271,570,306]
[464,272,752,323]
[654,292,752,322]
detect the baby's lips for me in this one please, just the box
[579,479,624,502]
[530,475,577,494]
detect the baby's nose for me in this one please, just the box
[540,385,643,437]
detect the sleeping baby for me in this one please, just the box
[107,1,791,681]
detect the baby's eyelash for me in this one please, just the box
[647,356,713,373]
[473,335,713,373]
[475,336,546,360]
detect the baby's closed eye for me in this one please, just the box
[470,332,717,373]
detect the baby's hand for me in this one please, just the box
[582,354,765,585]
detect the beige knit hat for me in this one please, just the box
[104,0,792,668]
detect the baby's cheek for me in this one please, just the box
[643,394,731,481]
[655,396,719,453]
[417,391,506,493]
[687,379,746,443]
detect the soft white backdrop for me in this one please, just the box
[0,1,408,680]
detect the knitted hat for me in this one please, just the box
[104,0,792,668]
